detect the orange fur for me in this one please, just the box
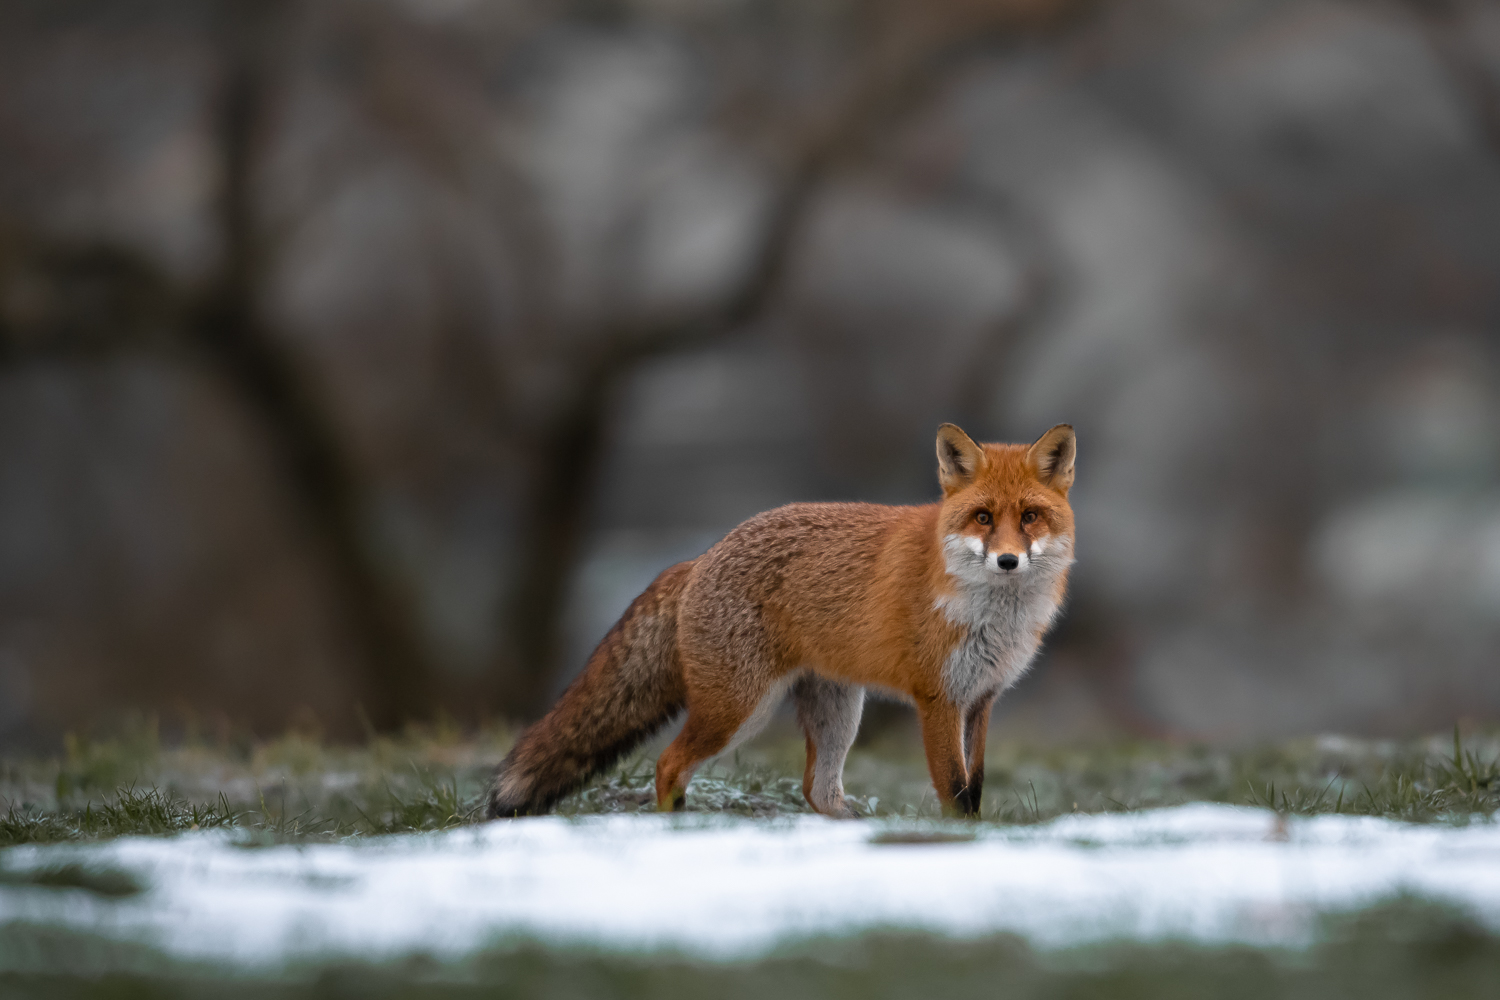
[488,423,1076,819]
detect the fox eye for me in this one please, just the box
[1021,510,1039,525]
[975,510,992,526]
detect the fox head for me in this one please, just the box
[934,422,1076,583]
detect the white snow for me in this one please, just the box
[3,804,1500,967]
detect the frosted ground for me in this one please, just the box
[3,725,1500,995]
[6,805,1500,964]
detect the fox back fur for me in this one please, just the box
[488,422,1076,819]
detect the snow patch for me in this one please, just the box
[2,804,1499,968]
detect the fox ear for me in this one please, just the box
[1027,424,1076,494]
[936,423,985,494]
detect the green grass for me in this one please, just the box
[2,898,1500,999]
[1238,727,1500,822]
[0,720,504,847]
[1,788,239,846]
[1,722,1498,847]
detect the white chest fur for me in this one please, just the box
[934,534,1072,705]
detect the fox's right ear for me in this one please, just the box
[936,423,985,494]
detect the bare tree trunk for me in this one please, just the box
[495,128,838,720]
[190,0,438,730]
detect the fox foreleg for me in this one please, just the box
[916,696,979,818]
[962,691,997,816]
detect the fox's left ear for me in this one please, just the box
[1027,424,1076,495]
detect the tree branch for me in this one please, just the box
[497,0,1092,716]
[1403,0,1500,169]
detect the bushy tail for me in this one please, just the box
[486,560,695,817]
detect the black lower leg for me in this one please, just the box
[948,776,980,818]
[962,770,984,816]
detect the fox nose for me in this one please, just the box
[997,553,1019,571]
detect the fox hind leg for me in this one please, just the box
[655,692,762,812]
[793,675,865,818]
[657,602,793,812]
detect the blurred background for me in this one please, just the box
[1,0,1498,751]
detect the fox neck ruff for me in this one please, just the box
[934,533,1073,706]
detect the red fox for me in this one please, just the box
[487,423,1075,819]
